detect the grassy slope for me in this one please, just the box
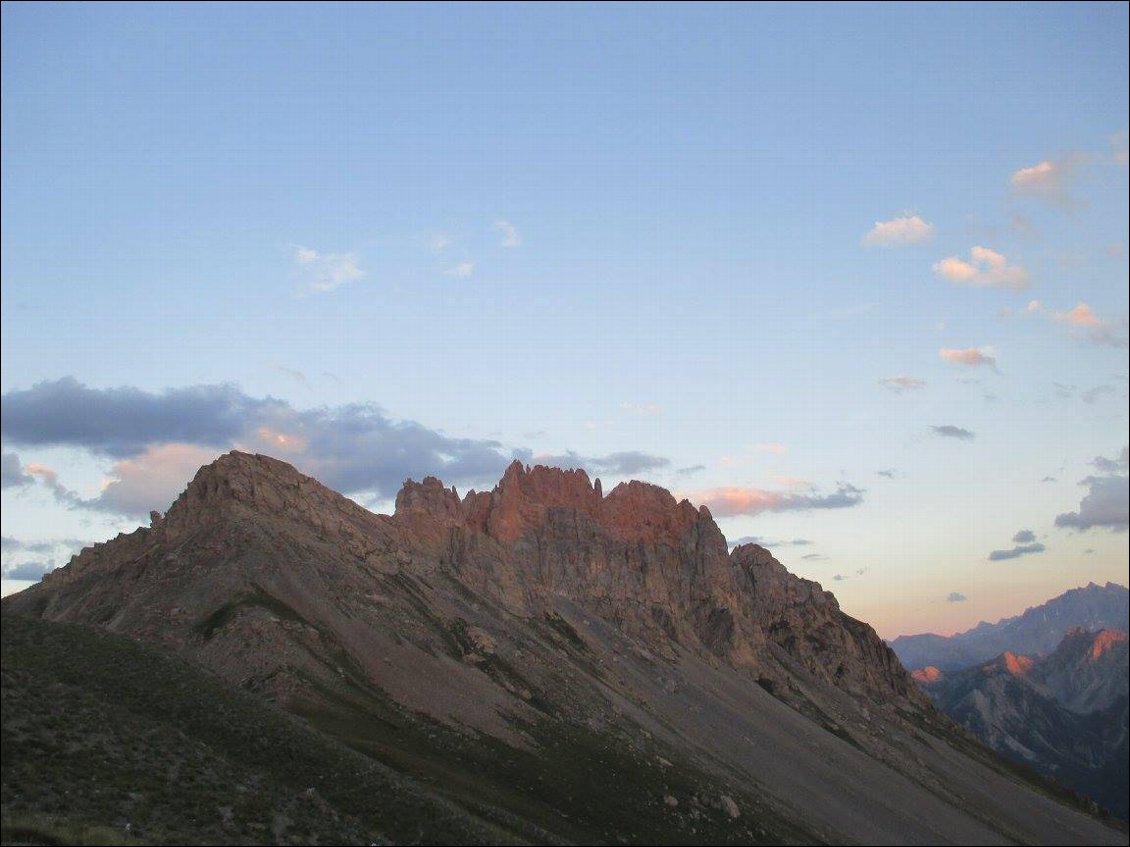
[1,612,819,846]
[1,613,514,846]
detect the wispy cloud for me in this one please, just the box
[939,347,997,369]
[754,442,787,455]
[1010,154,1086,207]
[988,542,1046,561]
[494,219,520,248]
[620,401,661,416]
[528,450,670,477]
[426,233,451,252]
[933,246,1028,290]
[876,468,900,479]
[1113,132,1129,167]
[727,536,812,549]
[274,365,308,385]
[1092,447,1129,474]
[1026,300,1128,348]
[692,483,864,518]
[1012,529,1036,544]
[947,592,967,603]
[444,260,475,278]
[931,425,974,441]
[861,214,935,247]
[879,376,925,394]
[293,245,365,293]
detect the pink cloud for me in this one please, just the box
[861,215,934,247]
[939,347,997,368]
[690,483,864,517]
[1025,301,1128,348]
[932,246,1028,290]
[1010,154,1086,206]
[96,443,224,516]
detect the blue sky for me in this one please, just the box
[2,2,1127,637]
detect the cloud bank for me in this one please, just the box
[1,379,685,519]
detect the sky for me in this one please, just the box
[2,2,1127,638]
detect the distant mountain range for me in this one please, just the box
[915,628,1129,820]
[890,582,1129,671]
[3,452,1125,844]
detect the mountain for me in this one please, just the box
[889,583,1130,672]
[4,452,1126,845]
[917,628,1129,821]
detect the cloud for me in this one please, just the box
[1012,529,1036,544]
[24,463,81,506]
[1053,303,1128,348]
[87,443,225,517]
[427,233,451,252]
[946,592,967,603]
[444,261,475,278]
[3,561,55,581]
[274,366,308,385]
[528,450,670,477]
[494,220,520,248]
[1,378,273,458]
[939,347,997,369]
[1025,300,1128,348]
[1,378,525,510]
[1010,155,1086,207]
[693,483,864,518]
[931,425,974,441]
[727,536,812,549]
[861,215,935,247]
[1,536,87,556]
[1081,385,1118,404]
[832,573,848,581]
[1,452,33,489]
[933,246,1029,290]
[879,376,926,394]
[620,402,661,416]
[1092,447,1129,474]
[1055,471,1129,532]
[294,245,365,293]
[675,464,706,476]
[1113,132,1129,167]
[988,542,1047,561]
[754,443,787,454]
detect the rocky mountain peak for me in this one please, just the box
[393,459,721,548]
[1089,629,1129,661]
[996,651,1034,677]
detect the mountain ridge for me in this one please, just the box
[6,451,1126,845]
[890,582,1130,672]
[916,627,1129,820]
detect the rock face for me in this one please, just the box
[6,452,1126,845]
